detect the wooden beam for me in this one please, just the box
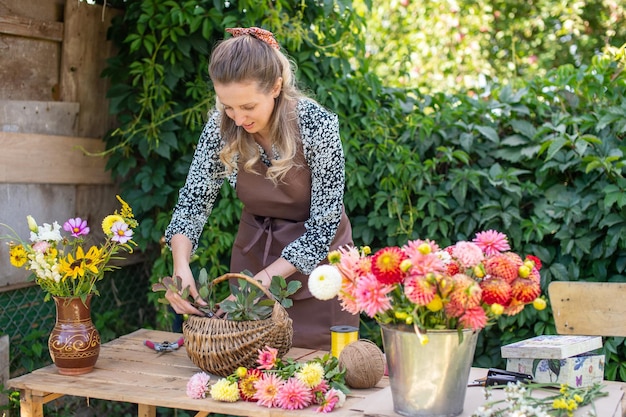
[0,132,113,184]
[0,14,63,42]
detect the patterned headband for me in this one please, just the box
[225,27,280,50]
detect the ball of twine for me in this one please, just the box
[338,339,385,389]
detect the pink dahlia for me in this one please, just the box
[472,230,510,256]
[403,239,441,258]
[371,247,407,285]
[459,306,488,330]
[186,372,210,399]
[275,377,313,410]
[253,373,284,407]
[449,274,482,309]
[452,241,485,269]
[256,346,279,370]
[335,246,370,281]
[316,388,343,413]
[354,272,393,317]
[404,275,436,306]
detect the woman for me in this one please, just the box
[164,27,358,350]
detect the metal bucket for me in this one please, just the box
[380,324,479,417]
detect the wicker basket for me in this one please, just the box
[182,273,293,376]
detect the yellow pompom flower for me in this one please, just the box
[296,362,325,388]
[426,294,443,312]
[417,243,431,255]
[101,215,124,236]
[235,367,247,379]
[533,297,547,311]
[490,303,504,316]
[394,311,408,320]
[327,250,341,264]
[210,378,240,402]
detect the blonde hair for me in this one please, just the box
[209,34,304,184]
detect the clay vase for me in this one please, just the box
[48,295,101,375]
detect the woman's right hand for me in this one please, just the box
[164,264,207,316]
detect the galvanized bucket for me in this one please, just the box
[380,324,479,417]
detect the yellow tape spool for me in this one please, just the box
[330,325,359,357]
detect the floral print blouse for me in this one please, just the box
[165,98,347,275]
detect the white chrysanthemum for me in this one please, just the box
[335,389,346,408]
[308,265,342,300]
[30,222,62,243]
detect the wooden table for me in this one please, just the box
[8,328,626,417]
[8,328,383,417]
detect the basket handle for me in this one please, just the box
[212,272,276,301]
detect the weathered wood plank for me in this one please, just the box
[549,281,626,337]
[0,35,60,101]
[0,14,63,42]
[0,336,8,407]
[60,1,121,138]
[0,132,112,184]
[0,100,79,136]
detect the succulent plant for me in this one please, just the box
[152,269,301,321]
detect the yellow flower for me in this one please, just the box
[490,303,504,316]
[553,398,567,409]
[235,367,247,378]
[327,250,341,264]
[116,195,134,219]
[210,378,240,402]
[426,294,443,312]
[9,244,28,268]
[59,246,102,280]
[296,362,324,388]
[60,247,87,279]
[83,246,103,275]
[102,215,124,236]
[26,215,38,232]
[533,297,547,311]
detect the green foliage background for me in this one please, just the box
[101,0,626,382]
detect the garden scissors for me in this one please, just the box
[144,337,184,355]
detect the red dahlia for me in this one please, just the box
[371,246,407,285]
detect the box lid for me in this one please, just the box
[501,335,602,359]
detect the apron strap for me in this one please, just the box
[241,215,273,266]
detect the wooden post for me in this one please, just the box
[0,335,8,407]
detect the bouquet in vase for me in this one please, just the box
[308,230,544,344]
[1,195,138,302]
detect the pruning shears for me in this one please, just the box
[144,337,184,355]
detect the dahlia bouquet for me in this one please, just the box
[186,345,348,413]
[1,195,137,301]
[308,230,545,343]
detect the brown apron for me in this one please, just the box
[231,155,358,350]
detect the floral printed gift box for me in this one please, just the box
[501,335,605,388]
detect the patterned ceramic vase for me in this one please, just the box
[48,294,101,375]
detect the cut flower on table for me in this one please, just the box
[309,230,544,343]
[471,381,608,417]
[1,195,138,302]
[187,346,348,413]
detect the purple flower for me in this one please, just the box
[63,217,90,237]
[111,221,133,244]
